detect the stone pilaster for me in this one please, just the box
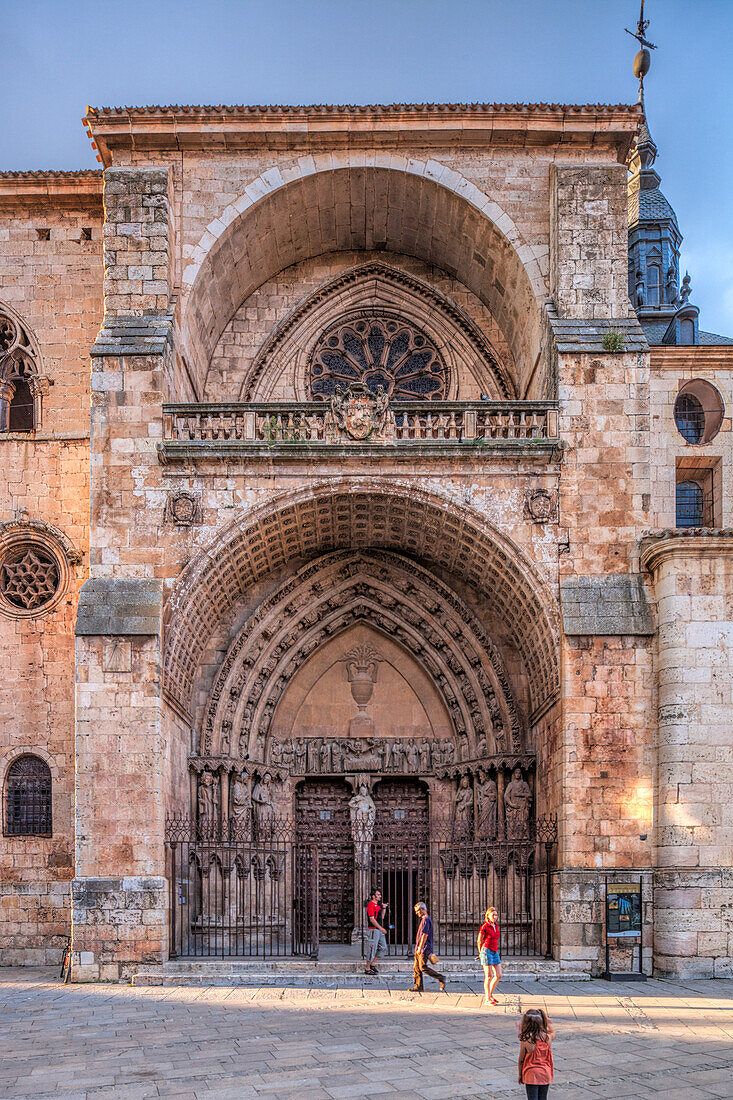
[642,534,733,977]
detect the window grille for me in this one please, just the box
[4,755,52,836]
[674,393,705,444]
[676,480,712,528]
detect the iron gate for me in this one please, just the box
[166,814,556,959]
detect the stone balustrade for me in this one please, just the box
[159,400,560,462]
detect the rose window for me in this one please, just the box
[310,318,447,401]
[0,545,60,611]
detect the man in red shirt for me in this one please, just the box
[365,888,388,975]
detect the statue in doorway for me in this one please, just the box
[504,768,532,840]
[348,782,376,864]
[453,774,473,836]
[252,773,275,839]
[230,771,251,838]
[197,771,217,836]
[476,769,498,839]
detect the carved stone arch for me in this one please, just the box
[164,480,560,719]
[0,301,48,431]
[199,550,524,762]
[238,262,515,401]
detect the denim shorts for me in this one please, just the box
[480,947,501,966]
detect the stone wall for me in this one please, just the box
[0,194,102,964]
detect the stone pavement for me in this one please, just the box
[2,969,733,1099]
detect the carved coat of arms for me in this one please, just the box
[330,382,389,441]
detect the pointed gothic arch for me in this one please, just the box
[233,261,515,401]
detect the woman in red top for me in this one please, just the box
[518,1008,555,1099]
[476,906,502,1006]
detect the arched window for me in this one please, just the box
[310,317,447,401]
[647,264,662,307]
[676,480,704,528]
[7,363,35,431]
[4,755,52,836]
[679,319,695,346]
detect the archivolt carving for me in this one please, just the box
[164,481,560,718]
[239,263,514,401]
[199,550,524,762]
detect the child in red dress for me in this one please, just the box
[518,1008,555,1099]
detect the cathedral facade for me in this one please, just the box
[1,99,732,979]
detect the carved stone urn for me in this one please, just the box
[345,643,380,711]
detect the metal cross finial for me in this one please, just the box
[626,0,657,104]
[625,0,657,51]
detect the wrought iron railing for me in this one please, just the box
[160,400,559,450]
[164,814,557,960]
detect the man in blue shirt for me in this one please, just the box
[409,901,447,992]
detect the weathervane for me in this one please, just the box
[625,0,656,104]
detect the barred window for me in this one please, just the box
[4,755,52,836]
[676,480,705,528]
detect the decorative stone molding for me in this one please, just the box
[524,488,557,524]
[640,530,733,573]
[165,490,201,527]
[0,518,81,619]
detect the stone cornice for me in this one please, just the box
[649,345,733,369]
[640,530,733,572]
[83,102,641,166]
[0,170,103,210]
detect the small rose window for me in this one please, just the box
[310,318,447,401]
[0,543,61,614]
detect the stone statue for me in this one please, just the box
[281,739,294,770]
[453,774,473,835]
[269,740,283,765]
[443,739,456,765]
[504,768,532,840]
[348,782,376,864]
[405,740,418,771]
[476,769,498,839]
[320,739,332,773]
[392,740,404,770]
[476,734,488,759]
[331,740,343,772]
[419,740,430,771]
[230,771,251,837]
[252,773,275,838]
[295,739,307,773]
[382,740,393,771]
[197,771,217,834]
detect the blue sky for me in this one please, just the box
[2,0,732,335]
